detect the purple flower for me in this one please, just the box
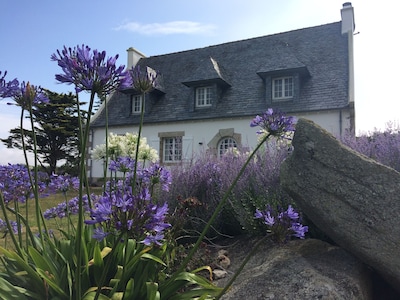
[43,194,93,220]
[92,227,110,242]
[0,164,48,204]
[291,223,308,239]
[0,71,19,99]
[255,204,307,242]
[286,205,299,220]
[84,161,171,245]
[142,232,165,246]
[51,45,130,96]
[250,108,296,138]
[0,72,49,109]
[126,65,159,94]
[0,218,20,236]
[48,173,79,194]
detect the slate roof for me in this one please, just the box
[91,21,349,128]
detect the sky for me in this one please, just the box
[1,0,399,165]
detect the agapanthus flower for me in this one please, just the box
[43,193,94,220]
[0,71,49,109]
[0,164,48,204]
[255,204,308,242]
[51,45,130,96]
[250,108,296,138]
[127,65,159,94]
[84,160,171,245]
[0,71,19,99]
[48,173,79,194]
[0,218,20,236]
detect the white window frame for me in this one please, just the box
[163,136,182,163]
[218,137,237,157]
[195,86,212,107]
[131,95,143,114]
[272,76,294,100]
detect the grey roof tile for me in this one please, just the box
[91,21,349,128]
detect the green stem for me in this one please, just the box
[0,191,23,257]
[75,91,96,298]
[103,95,108,193]
[131,92,146,193]
[173,133,272,278]
[93,233,124,300]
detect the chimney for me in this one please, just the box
[126,47,146,69]
[341,2,355,34]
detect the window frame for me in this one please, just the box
[195,86,213,107]
[131,94,143,114]
[272,76,294,100]
[158,131,185,164]
[218,137,237,157]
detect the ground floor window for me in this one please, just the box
[218,137,237,157]
[159,131,184,163]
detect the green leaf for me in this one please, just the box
[146,282,160,300]
[0,247,46,294]
[0,276,41,299]
[141,253,166,266]
[28,246,57,277]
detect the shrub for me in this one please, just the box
[341,123,400,171]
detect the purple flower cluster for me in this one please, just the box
[85,157,171,246]
[0,71,19,98]
[48,173,79,194]
[250,108,296,138]
[127,65,159,94]
[0,218,19,236]
[0,71,49,108]
[51,45,130,95]
[255,204,308,242]
[43,194,95,220]
[0,164,48,204]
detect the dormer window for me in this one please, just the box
[272,76,294,100]
[131,95,143,114]
[196,86,212,107]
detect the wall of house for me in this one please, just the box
[88,109,352,181]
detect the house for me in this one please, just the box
[88,3,355,181]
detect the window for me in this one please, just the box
[218,137,237,157]
[163,136,182,162]
[272,77,293,100]
[195,86,212,107]
[131,95,143,114]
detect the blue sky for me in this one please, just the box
[1,0,399,164]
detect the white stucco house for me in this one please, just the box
[88,3,356,182]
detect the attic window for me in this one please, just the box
[196,86,212,107]
[272,77,293,100]
[131,95,143,114]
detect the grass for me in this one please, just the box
[0,187,102,250]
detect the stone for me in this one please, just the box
[216,237,371,299]
[213,269,228,280]
[280,118,400,293]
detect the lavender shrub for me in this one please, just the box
[341,123,400,172]
[163,115,294,237]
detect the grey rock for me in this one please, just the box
[217,237,371,300]
[280,118,400,293]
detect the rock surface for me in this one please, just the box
[280,118,400,293]
[215,237,372,300]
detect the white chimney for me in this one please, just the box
[341,2,355,34]
[126,47,146,69]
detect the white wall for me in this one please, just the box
[89,109,351,180]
